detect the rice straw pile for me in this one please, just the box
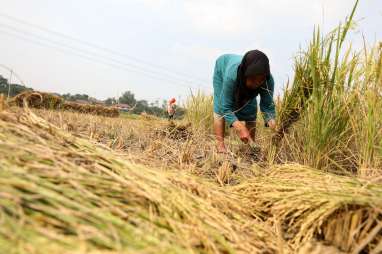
[10,91,119,117]
[11,91,64,109]
[62,101,119,118]
[0,106,279,254]
[235,164,382,253]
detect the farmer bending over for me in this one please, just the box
[213,50,276,153]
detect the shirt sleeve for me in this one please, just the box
[221,77,238,126]
[259,75,276,123]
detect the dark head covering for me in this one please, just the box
[235,50,270,109]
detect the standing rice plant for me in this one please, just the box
[184,90,213,133]
[272,1,378,172]
[351,43,382,171]
[300,43,360,172]
[273,0,358,138]
[277,41,381,173]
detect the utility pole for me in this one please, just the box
[7,70,13,99]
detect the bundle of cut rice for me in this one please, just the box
[235,164,382,253]
[11,91,63,109]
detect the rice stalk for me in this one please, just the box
[272,0,380,172]
[351,43,382,170]
[234,164,382,253]
[273,0,358,143]
[184,90,213,133]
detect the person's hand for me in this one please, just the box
[217,143,228,154]
[267,119,277,130]
[233,121,253,144]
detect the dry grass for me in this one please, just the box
[1,3,381,253]
[1,92,381,253]
[234,164,382,253]
[23,108,263,184]
[0,106,280,254]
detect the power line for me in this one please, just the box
[0,64,27,87]
[0,26,209,91]
[0,29,204,91]
[0,12,210,84]
[0,22,209,89]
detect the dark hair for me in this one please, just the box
[235,50,270,109]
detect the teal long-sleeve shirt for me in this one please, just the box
[213,54,276,126]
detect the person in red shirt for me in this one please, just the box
[167,98,176,120]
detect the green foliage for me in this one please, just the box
[351,45,382,169]
[118,91,136,105]
[134,99,164,117]
[62,93,90,101]
[107,91,185,119]
[0,75,7,86]
[0,75,32,97]
[104,97,118,105]
[275,0,382,172]
[275,0,359,137]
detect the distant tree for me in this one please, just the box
[132,100,148,114]
[78,94,89,101]
[104,97,117,106]
[116,90,184,119]
[161,100,167,109]
[62,93,90,101]
[0,75,32,97]
[138,100,148,108]
[174,106,185,119]
[118,91,136,105]
[8,84,32,97]
[0,75,7,86]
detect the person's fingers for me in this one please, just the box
[267,119,276,130]
[240,136,248,143]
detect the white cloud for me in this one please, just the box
[182,0,355,37]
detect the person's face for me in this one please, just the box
[246,74,266,89]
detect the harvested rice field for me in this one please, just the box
[0,1,381,253]
[0,99,381,253]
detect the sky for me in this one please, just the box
[0,0,381,103]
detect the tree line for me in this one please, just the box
[0,75,184,118]
[0,75,32,97]
[104,91,184,118]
